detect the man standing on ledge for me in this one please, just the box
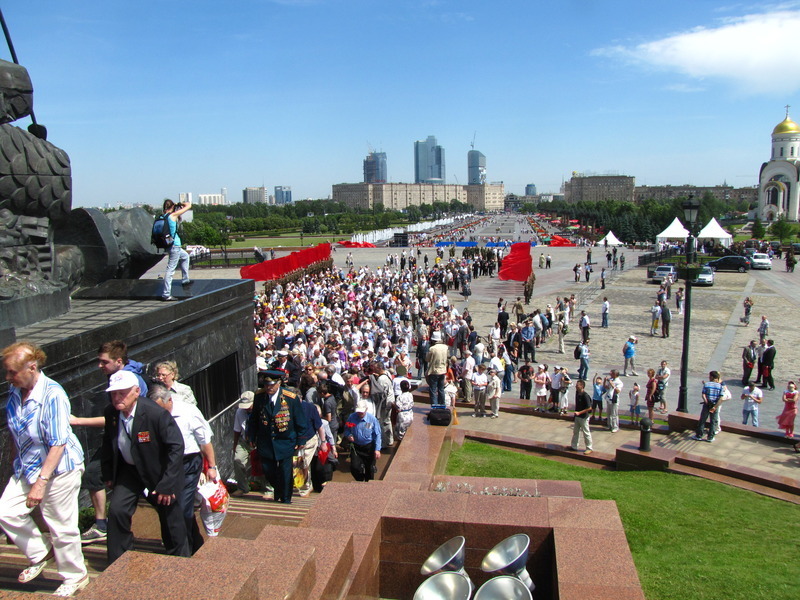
[426,331,448,405]
[101,371,188,564]
[160,198,193,301]
[570,380,593,455]
[248,369,309,504]
[344,401,382,481]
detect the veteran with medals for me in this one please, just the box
[248,369,310,504]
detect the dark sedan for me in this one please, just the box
[705,255,751,272]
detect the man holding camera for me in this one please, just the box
[160,198,193,302]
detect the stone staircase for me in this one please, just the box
[0,493,317,597]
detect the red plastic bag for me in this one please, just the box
[197,479,229,536]
[250,449,264,477]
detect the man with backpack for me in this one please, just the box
[155,198,193,301]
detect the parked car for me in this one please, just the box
[750,253,772,270]
[692,266,715,286]
[769,241,781,252]
[650,265,677,284]
[705,255,751,272]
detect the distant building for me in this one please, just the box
[525,184,537,196]
[363,151,387,183]
[414,135,445,184]
[467,150,486,185]
[197,188,227,206]
[332,182,503,212]
[178,192,192,205]
[635,184,757,205]
[563,174,635,204]
[758,110,800,222]
[243,187,268,204]
[275,186,292,205]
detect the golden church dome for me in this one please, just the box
[773,116,800,135]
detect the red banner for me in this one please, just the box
[240,243,332,281]
[498,242,532,281]
[337,241,377,248]
[548,235,576,247]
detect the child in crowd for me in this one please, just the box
[591,374,604,423]
[629,382,641,425]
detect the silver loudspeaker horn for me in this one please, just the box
[480,534,535,592]
[474,575,533,600]
[420,536,474,595]
[413,572,472,600]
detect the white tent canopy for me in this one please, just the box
[597,231,624,246]
[697,218,732,248]
[656,217,689,243]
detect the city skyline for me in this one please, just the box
[4,2,800,207]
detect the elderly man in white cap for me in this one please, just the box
[425,330,449,405]
[344,401,382,482]
[100,370,188,564]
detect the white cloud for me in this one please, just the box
[594,9,800,94]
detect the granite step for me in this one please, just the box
[0,493,317,597]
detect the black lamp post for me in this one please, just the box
[677,195,701,413]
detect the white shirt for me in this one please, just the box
[170,400,213,455]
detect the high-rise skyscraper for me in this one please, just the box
[274,186,292,205]
[525,184,537,196]
[243,187,268,204]
[363,151,387,183]
[414,135,445,184]
[467,150,486,185]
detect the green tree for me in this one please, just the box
[751,217,766,239]
[769,215,796,243]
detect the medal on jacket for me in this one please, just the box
[275,399,290,433]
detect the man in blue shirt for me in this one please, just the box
[520,319,535,362]
[693,371,725,442]
[344,401,382,482]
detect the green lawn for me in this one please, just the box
[447,441,797,600]
[228,234,345,249]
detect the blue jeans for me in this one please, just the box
[503,364,514,391]
[742,408,759,427]
[578,358,589,381]
[602,313,608,327]
[695,403,720,440]
[162,245,190,298]
[427,373,446,405]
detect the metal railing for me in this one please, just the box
[637,247,679,266]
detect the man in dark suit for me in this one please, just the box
[248,369,309,504]
[762,339,777,390]
[101,370,188,564]
[497,305,510,338]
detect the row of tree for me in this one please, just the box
[523,193,752,243]
[176,198,473,246]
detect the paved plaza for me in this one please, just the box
[142,214,799,487]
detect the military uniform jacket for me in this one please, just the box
[248,387,310,462]
[101,397,185,497]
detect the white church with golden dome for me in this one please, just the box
[759,108,800,222]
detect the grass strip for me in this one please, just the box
[447,441,797,600]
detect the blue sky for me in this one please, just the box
[5,1,800,207]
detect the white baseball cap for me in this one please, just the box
[106,371,139,392]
